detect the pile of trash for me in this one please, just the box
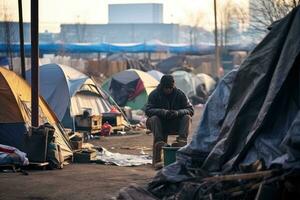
[117,6,300,200]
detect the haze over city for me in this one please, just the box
[1,0,248,32]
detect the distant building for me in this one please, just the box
[0,21,30,43]
[39,31,60,43]
[60,3,213,44]
[60,23,213,44]
[109,3,163,24]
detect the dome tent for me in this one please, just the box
[102,69,159,110]
[147,70,164,81]
[196,73,216,94]
[0,67,72,161]
[171,70,198,97]
[26,63,113,129]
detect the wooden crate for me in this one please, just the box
[73,150,97,163]
[75,115,102,134]
[102,112,123,126]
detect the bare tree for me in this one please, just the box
[75,15,86,43]
[250,0,300,32]
[187,11,205,45]
[218,0,247,48]
[2,5,16,71]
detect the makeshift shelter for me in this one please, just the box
[147,70,164,81]
[26,63,113,129]
[143,6,300,199]
[94,53,153,77]
[0,67,73,160]
[102,69,158,110]
[156,55,189,74]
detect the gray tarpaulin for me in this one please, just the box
[147,6,300,198]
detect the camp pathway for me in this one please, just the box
[0,106,202,200]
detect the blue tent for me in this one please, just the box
[26,64,112,129]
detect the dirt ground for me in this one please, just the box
[0,107,203,200]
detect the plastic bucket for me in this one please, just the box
[162,146,180,166]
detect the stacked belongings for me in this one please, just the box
[117,6,300,200]
[0,68,73,168]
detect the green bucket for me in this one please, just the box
[162,146,180,166]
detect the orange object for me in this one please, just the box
[100,121,112,136]
[110,106,119,113]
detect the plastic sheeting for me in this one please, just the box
[96,147,152,166]
[202,7,300,172]
[180,69,238,157]
[0,42,217,54]
[148,6,300,197]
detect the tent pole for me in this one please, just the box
[18,0,26,79]
[31,0,39,127]
[213,0,220,78]
[73,116,76,132]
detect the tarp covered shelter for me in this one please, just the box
[0,67,72,160]
[156,55,189,74]
[106,53,152,71]
[26,63,112,129]
[102,69,158,110]
[147,6,300,199]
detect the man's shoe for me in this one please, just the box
[171,136,187,147]
[154,161,164,170]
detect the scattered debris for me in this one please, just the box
[95,147,152,166]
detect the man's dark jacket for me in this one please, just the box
[145,85,194,118]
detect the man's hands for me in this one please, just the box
[166,110,179,119]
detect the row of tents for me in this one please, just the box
[0,67,73,162]
[2,62,216,126]
[0,60,216,164]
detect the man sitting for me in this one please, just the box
[145,75,194,167]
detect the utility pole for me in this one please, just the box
[18,0,26,79]
[31,0,39,127]
[214,0,220,78]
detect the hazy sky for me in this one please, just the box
[1,0,247,32]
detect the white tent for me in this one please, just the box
[171,71,197,97]
[196,73,216,94]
